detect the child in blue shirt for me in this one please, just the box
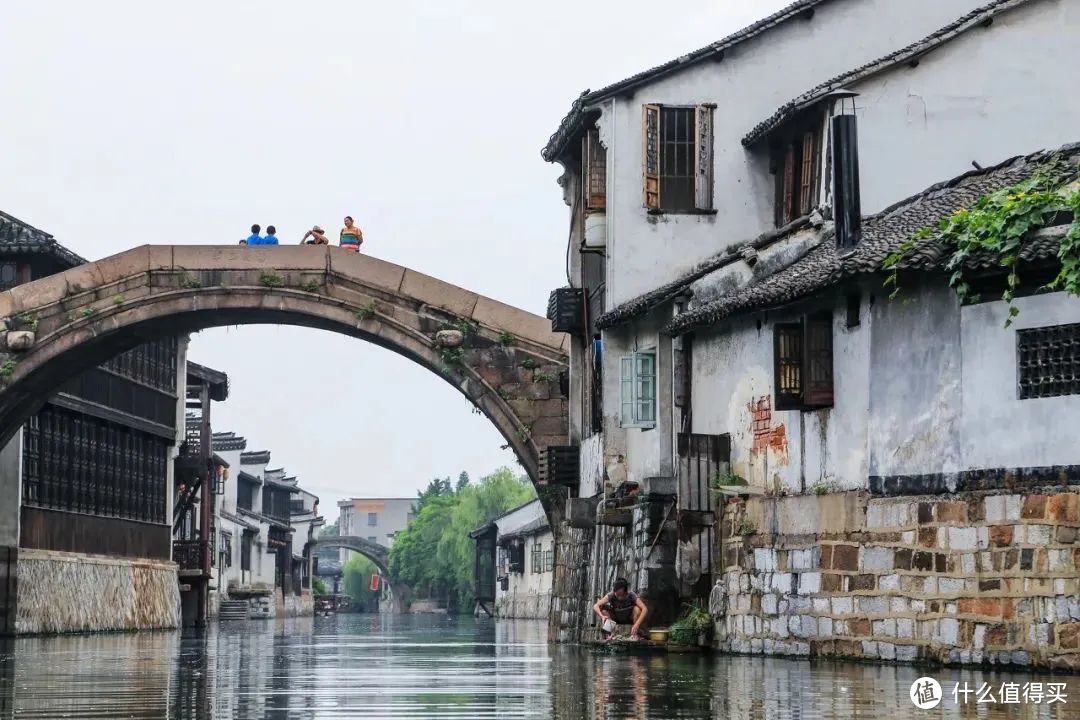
[263,225,279,245]
[244,224,262,245]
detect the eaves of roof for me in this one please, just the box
[541,0,833,163]
[742,0,1036,146]
[0,210,87,268]
[664,142,1080,335]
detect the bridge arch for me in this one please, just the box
[0,245,569,482]
[313,536,408,612]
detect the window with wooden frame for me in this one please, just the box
[771,115,824,227]
[620,349,657,428]
[583,129,606,212]
[643,104,714,213]
[773,311,834,410]
[531,542,543,574]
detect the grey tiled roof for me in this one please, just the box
[0,211,86,268]
[742,0,1034,146]
[541,0,832,163]
[596,216,814,330]
[665,143,1080,335]
[241,450,271,465]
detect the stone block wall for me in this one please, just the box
[552,494,681,643]
[714,489,1080,669]
[15,549,179,634]
[247,594,275,619]
[496,591,552,620]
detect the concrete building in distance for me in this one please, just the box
[543,0,1080,668]
[337,497,415,563]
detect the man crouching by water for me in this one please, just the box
[593,577,647,641]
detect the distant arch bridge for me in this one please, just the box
[314,535,409,613]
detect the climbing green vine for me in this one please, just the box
[883,162,1080,327]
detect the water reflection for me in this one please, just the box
[0,615,1076,719]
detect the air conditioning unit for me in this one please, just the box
[539,445,580,495]
[546,288,585,335]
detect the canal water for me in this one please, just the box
[0,614,1077,719]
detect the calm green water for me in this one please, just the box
[0,614,1077,718]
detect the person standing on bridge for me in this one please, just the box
[340,216,363,252]
[301,225,329,245]
[243,224,262,245]
[263,225,280,245]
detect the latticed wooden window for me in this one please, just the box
[642,104,714,213]
[1017,322,1080,399]
[773,117,823,227]
[774,323,803,410]
[773,313,834,410]
[583,129,606,212]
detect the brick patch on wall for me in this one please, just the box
[714,489,1080,669]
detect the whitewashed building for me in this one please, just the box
[544,0,1080,667]
[471,500,554,619]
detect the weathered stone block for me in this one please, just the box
[1022,495,1047,520]
[989,525,1013,547]
[1047,493,1079,523]
[1027,525,1051,546]
[859,597,886,615]
[862,546,893,572]
[985,495,1005,522]
[936,502,967,523]
[831,544,859,571]
[799,572,821,594]
[949,526,978,551]
[5,331,35,351]
[938,618,960,646]
[939,577,965,595]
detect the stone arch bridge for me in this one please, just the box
[312,535,410,613]
[0,245,569,481]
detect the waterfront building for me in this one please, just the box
[471,499,554,619]
[543,0,1080,667]
[337,497,415,564]
[0,211,183,634]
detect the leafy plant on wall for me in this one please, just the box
[884,157,1080,327]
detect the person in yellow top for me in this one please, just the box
[340,216,363,252]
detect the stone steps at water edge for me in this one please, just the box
[218,600,249,620]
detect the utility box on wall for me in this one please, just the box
[539,445,580,496]
[547,288,585,335]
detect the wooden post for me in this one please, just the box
[197,383,211,627]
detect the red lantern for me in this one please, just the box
[369,574,380,592]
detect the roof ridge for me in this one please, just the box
[542,0,835,162]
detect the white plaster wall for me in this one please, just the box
[848,0,1080,215]
[579,433,604,498]
[601,316,669,485]
[960,292,1080,469]
[598,0,986,305]
[497,530,554,619]
[691,293,870,493]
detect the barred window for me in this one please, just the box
[1017,322,1080,399]
[643,104,714,213]
[773,312,833,410]
[531,543,543,574]
[583,129,606,212]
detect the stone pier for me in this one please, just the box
[713,487,1080,669]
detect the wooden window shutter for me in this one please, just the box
[643,104,661,210]
[694,105,714,211]
[781,143,796,225]
[583,130,606,212]
[799,130,816,216]
[620,356,635,425]
[773,322,803,410]
[803,311,834,408]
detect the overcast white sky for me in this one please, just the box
[1,0,787,522]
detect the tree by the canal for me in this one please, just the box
[390,467,533,612]
[343,554,382,612]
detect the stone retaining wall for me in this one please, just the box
[16,549,179,634]
[713,489,1080,669]
[496,591,552,620]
